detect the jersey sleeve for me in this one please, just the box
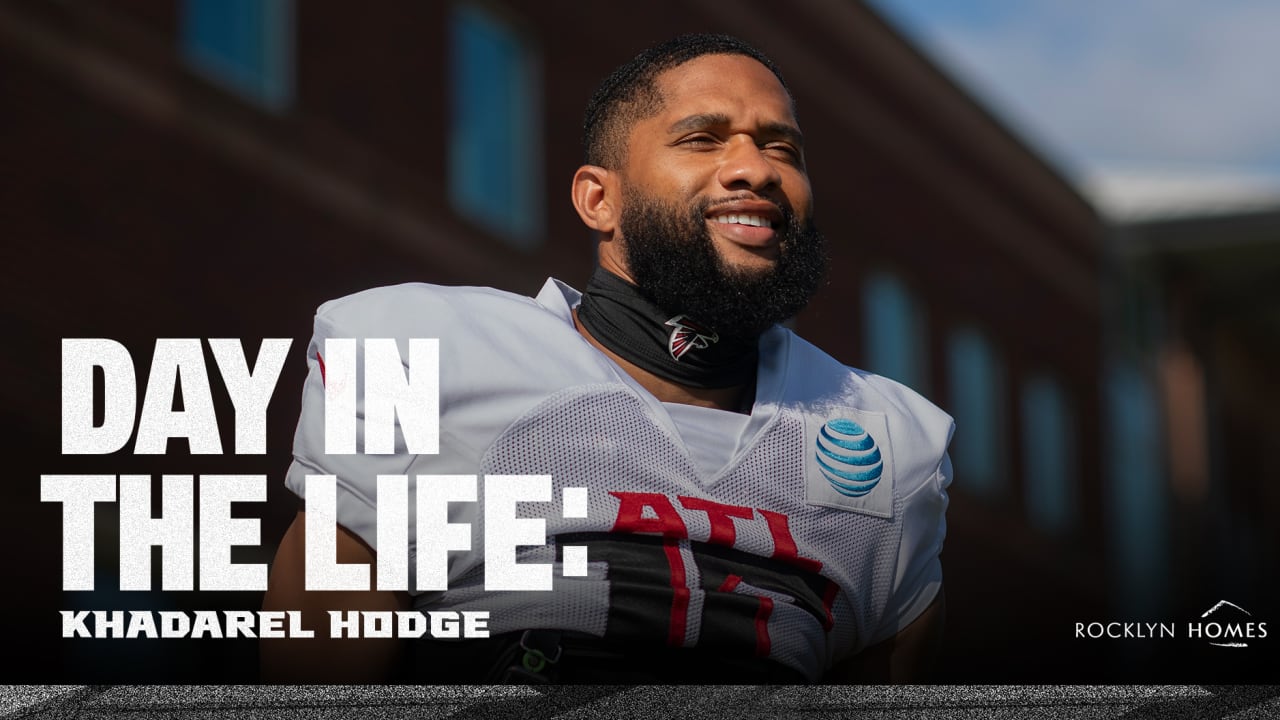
[846,368,954,648]
[282,290,481,583]
[868,450,952,645]
[284,310,414,552]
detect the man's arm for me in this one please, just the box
[260,511,410,682]
[823,586,946,683]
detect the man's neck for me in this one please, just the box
[573,308,752,413]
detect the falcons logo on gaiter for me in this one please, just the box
[665,315,720,361]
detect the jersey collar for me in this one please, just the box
[535,276,791,483]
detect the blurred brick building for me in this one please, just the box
[4,0,1268,683]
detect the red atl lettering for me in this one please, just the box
[610,492,688,538]
[758,509,823,573]
[609,494,823,574]
[677,496,754,547]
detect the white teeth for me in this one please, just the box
[713,214,770,227]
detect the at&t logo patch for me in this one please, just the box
[806,411,894,518]
[816,419,883,496]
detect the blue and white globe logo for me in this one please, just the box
[816,418,883,497]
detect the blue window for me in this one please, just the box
[1021,374,1075,533]
[180,0,293,110]
[946,326,1006,499]
[449,4,542,248]
[1105,362,1169,616]
[862,272,929,392]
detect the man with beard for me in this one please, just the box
[262,34,953,684]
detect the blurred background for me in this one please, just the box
[2,0,1276,682]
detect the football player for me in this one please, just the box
[262,33,953,683]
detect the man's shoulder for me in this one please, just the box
[313,282,543,334]
[305,280,614,390]
[777,328,954,462]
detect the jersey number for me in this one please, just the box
[559,532,838,657]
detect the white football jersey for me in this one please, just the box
[285,278,954,680]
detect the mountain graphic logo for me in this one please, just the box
[1195,600,1265,648]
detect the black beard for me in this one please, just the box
[618,188,827,339]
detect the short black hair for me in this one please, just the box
[582,33,793,169]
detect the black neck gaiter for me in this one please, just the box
[576,267,759,389]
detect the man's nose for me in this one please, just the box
[717,136,783,192]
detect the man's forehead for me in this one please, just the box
[660,53,788,99]
[650,54,798,125]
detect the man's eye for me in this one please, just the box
[679,135,718,147]
[764,143,801,162]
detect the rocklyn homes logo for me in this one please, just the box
[1075,600,1268,647]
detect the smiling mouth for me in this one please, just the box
[705,212,782,254]
[710,213,777,229]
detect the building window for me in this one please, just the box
[180,0,293,110]
[946,325,1006,499]
[1021,374,1076,533]
[1105,361,1169,616]
[448,3,543,248]
[862,271,929,392]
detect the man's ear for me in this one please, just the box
[571,165,618,234]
